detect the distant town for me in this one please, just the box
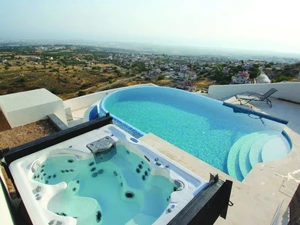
[0,44,299,99]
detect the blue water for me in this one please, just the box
[102,86,285,175]
[32,144,174,225]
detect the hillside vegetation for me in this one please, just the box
[0,45,299,99]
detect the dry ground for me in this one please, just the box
[0,120,58,197]
[194,78,215,90]
[0,58,126,99]
[0,120,57,149]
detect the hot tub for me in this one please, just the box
[9,124,208,225]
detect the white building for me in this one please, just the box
[231,71,250,84]
[255,71,271,83]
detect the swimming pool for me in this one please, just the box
[9,124,208,225]
[90,86,291,181]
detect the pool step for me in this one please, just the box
[248,132,279,167]
[227,131,289,181]
[261,136,290,162]
[238,133,266,178]
[227,133,260,181]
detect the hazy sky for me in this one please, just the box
[1,0,300,53]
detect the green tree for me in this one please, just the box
[248,66,260,79]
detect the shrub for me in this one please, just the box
[274,75,293,82]
[15,77,26,83]
[81,83,92,89]
[50,88,61,94]
[157,75,164,80]
[78,90,86,96]
[49,68,59,72]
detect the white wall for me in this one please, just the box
[0,89,67,127]
[64,91,110,112]
[7,101,67,127]
[208,82,300,103]
[64,83,155,112]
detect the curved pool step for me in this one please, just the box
[227,133,260,181]
[248,132,280,167]
[238,133,266,178]
[228,130,291,181]
[261,136,291,162]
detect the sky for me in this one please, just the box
[1,0,300,54]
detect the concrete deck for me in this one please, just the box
[140,96,300,225]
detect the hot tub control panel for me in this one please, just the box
[86,136,116,155]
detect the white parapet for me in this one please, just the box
[64,83,156,119]
[0,89,67,128]
[208,82,300,103]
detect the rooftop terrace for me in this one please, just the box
[1,82,300,224]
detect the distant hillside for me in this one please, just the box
[264,62,300,82]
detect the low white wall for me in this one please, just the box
[64,83,155,112]
[208,82,300,103]
[0,89,67,127]
[64,91,110,112]
[7,101,67,127]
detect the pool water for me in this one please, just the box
[101,86,290,180]
[32,144,175,225]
